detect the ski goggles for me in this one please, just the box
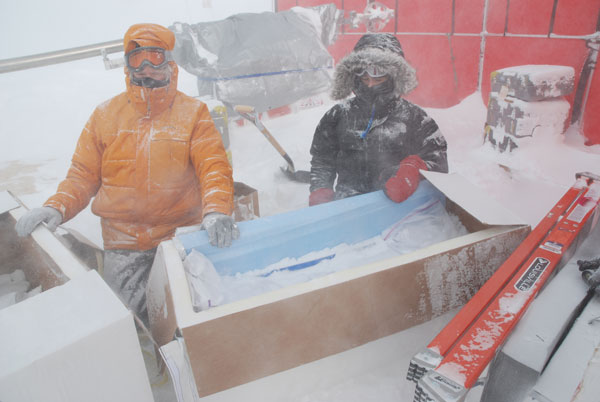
[354,64,389,78]
[125,46,173,72]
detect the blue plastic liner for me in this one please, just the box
[176,180,445,275]
[259,254,336,277]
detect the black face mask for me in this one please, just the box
[130,74,170,89]
[353,77,395,105]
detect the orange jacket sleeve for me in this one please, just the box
[190,103,234,217]
[44,112,103,221]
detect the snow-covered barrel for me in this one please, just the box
[484,65,575,152]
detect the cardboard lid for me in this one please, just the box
[421,171,527,226]
[0,191,20,215]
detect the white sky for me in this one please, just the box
[0,0,274,58]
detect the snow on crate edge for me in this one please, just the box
[421,231,526,317]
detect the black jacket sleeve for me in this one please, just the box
[309,105,342,192]
[415,117,448,173]
[405,105,448,174]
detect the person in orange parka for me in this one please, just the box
[15,23,238,325]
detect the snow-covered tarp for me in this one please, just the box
[170,4,342,112]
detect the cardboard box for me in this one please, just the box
[486,92,570,139]
[146,172,530,398]
[0,192,153,402]
[484,65,574,152]
[484,92,570,152]
[233,181,259,222]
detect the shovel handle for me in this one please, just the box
[234,104,295,171]
[234,105,255,114]
[234,104,261,128]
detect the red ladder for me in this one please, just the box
[409,172,600,402]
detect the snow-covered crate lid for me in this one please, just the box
[490,65,575,102]
[2,192,92,295]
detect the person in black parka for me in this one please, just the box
[309,33,448,205]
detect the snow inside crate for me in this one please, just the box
[175,181,468,308]
[0,191,88,302]
[146,172,530,398]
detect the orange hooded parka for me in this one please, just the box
[45,23,234,250]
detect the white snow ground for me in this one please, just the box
[2,3,600,400]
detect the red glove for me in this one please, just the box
[384,155,428,203]
[309,188,335,206]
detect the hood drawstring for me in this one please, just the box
[360,104,376,139]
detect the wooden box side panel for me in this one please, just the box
[147,244,180,347]
[184,226,529,396]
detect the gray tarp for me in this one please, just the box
[170,4,342,113]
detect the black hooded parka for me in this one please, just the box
[309,34,448,200]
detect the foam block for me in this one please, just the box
[175,180,445,275]
[0,270,153,402]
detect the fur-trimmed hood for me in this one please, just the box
[331,34,418,100]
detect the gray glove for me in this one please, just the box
[202,212,239,248]
[15,206,62,237]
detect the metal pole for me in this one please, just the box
[0,40,122,74]
[477,0,491,92]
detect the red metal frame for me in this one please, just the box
[275,0,600,145]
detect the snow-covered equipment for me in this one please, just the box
[168,3,396,114]
[234,104,310,183]
[409,171,600,402]
[146,171,530,398]
[169,4,343,113]
[483,65,575,152]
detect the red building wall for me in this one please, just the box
[276,0,600,145]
